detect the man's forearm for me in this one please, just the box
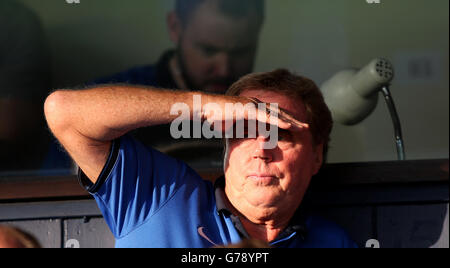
[44,85,219,142]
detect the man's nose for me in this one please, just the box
[252,135,273,162]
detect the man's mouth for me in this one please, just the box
[247,174,278,184]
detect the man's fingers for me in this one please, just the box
[278,112,309,130]
[287,120,310,131]
[248,103,310,131]
[215,98,309,133]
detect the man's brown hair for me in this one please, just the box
[226,69,333,154]
[175,0,265,26]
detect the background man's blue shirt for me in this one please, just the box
[79,135,357,248]
[92,65,158,86]
[90,50,177,88]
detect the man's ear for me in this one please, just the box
[223,138,230,173]
[167,11,183,44]
[311,143,324,175]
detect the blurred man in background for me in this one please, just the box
[95,0,265,94]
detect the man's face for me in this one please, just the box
[170,2,262,93]
[224,89,324,219]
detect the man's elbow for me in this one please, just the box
[44,90,71,136]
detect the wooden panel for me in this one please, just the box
[0,176,89,201]
[0,159,447,201]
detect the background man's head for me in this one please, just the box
[167,0,265,93]
[223,69,333,221]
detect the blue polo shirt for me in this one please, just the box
[79,135,357,248]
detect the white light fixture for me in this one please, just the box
[321,58,405,160]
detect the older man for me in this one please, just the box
[44,69,356,247]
